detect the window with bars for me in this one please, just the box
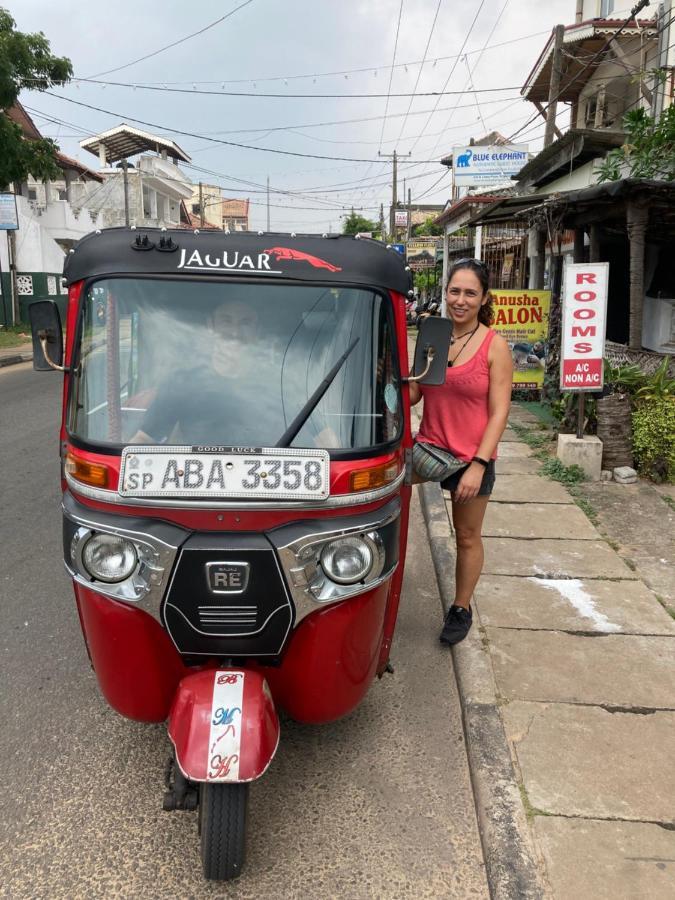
[481,223,530,290]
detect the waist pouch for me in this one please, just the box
[412,441,467,482]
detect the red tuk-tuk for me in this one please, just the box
[30,228,449,880]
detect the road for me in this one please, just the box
[0,362,488,900]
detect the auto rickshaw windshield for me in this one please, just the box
[68,278,402,451]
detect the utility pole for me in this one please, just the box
[199,181,204,228]
[266,176,270,231]
[407,187,412,242]
[544,25,565,148]
[379,203,386,242]
[378,149,410,240]
[121,159,130,226]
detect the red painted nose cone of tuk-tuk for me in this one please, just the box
[168,669,279,783]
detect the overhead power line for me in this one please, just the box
[378,0,405,152]
[48,78,523,100]
[396,0,444,144]
[74,28,550,87]
[43,91,480,165]
[87,1,256,79]
[407,0,487,154]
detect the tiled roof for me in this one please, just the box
[5,102,43,141]
[55,152,104,182]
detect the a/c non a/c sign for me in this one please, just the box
[560,262,609,392]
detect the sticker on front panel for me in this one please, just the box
[207,671,245,781]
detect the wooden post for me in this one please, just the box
[544,25,566,149]
[626,199,648,350]
[573,228,585,263]
[533,228,546,290]
[589,225,601,263]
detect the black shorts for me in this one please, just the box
[441,459,496,496]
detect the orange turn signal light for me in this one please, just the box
[66,452,109,489]
[349,461,400,493]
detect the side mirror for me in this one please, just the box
[407,316,452,385]
[28,300,66,372]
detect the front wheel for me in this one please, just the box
[199,782,249,881]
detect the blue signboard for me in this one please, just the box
[391,243,405,256]
[0,194,19,230]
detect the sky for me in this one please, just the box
[13,0,591,233]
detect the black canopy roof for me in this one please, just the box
[64,227,412,295]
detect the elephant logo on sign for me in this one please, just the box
[456,149,473,168]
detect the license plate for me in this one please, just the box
[119,446,330,500]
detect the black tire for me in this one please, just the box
[199,781,249,881]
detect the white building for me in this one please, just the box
[79,124,194,229]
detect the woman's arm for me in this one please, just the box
[408,381,422,405]
[453,335,512,503]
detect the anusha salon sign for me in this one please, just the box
[560,262,609,391]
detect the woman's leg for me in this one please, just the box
[450,494,490,609]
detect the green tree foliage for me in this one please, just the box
[597,106,675,183]
[412,215,442,237]
[342,211,378,235]
[0,8,72,188]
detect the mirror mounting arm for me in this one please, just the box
[38,329,69,373]
[402,347,435,384]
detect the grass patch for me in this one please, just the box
[518,782,552,822]
[569,489,599,525]
[510,421,552,449]
[660,494,675,512]
[540,457,587,486]
[655,595,675,620]
[0,324,31,349]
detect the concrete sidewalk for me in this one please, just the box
[421,405,675,899]
[0,341,33,367]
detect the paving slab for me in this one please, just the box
[534,817,675,900]
[497,441,533,458]
[499,427,522,442]
[575,480,675,604]
[655,482,675,501]
[495,457,543,475]
[475,575,675,635]
[487,629,675,708]
[502,701,675,822]
[508,409,541,425]
[483,503,597,540]
[483,538,638,579]
[490,475,572,504]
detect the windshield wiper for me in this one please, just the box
[275,338,360,448]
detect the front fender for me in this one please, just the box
[168,668,279,783]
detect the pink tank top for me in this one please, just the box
[417,329,497,461]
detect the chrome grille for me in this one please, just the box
[198,605,257,628]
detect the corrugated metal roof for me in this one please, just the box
[80,124,191,164]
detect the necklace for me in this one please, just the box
[450,327,478,344]
[447,324,480,368]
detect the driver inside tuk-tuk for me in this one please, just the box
[129,299,339,448]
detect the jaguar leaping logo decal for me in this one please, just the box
[264,247,342,272]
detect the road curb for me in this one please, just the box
[0,353,32,368]
[418,480,547,900]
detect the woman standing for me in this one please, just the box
[410,259,513,645]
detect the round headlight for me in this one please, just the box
[320,536,373,585]
[82,533,137,583]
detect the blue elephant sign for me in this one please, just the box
[452,144,529,186]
